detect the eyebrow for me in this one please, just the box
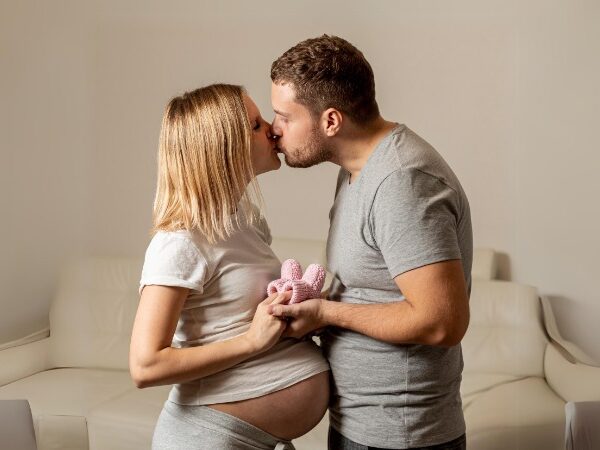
[273,109,289,118]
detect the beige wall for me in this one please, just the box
[2,1,599,361]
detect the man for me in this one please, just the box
[268,35,473,450]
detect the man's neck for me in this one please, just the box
[331,117,398,182]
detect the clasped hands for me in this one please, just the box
[268,294,325,339]
[266,259,327,339]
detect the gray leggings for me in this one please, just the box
[152,401,296,450]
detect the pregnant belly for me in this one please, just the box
[207,370,330,440]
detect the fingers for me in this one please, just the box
[271,291,292,305]
[268,303,297,318]
[264,290,292,305]
[262,292,283,305]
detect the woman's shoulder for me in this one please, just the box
[141,230,211,293]
[145,229,210,263]
[148,229,196,247]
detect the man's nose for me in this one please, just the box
[270,119,282,137]
[266,127,278,142]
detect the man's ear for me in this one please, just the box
[320,108,342,137]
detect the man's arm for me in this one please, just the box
[269,259,470,347]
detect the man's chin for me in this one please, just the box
[282,157,315,169]
[282,152,329,169]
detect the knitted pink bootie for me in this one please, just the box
[267,259,326,304]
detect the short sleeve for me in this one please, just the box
[370,168,462,279]
[139,231,208,294]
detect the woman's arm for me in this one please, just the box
[129,285,289,389]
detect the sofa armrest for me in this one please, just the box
[540,296,599,366]
[0,336,51,387]
[545,343,600,402]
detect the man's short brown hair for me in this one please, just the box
[271,35,379,124]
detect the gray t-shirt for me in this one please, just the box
[322,124,473,448]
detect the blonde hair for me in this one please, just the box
[152,84,262,243]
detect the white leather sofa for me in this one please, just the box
[1,239,599,450]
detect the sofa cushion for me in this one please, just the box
[463,376,564,450]
[461,372,523,404]
[462,279,548,377]
[86,385,334,450]
[36,415,88,450]
[294,413,330,450]
[49,258,142,370]
[0,368,133,450]
[87,385,170,450]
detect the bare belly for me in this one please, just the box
[208,371,330,440]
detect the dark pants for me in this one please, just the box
[328,426,467,450]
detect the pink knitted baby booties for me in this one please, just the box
[267,259,326,304]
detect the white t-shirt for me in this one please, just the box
[139,209,329,405]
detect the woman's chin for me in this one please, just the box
[269,154,283,171]
[255,160,282,176]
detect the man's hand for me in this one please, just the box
[267,298,325,339]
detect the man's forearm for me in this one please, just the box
[320,299,459,346]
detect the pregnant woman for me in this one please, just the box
[129,84,330,450]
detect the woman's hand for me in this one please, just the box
[244,291,292,353]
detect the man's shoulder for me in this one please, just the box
[376,125,441,172]
[371,125,463,195]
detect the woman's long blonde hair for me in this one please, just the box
[152,84,261,243]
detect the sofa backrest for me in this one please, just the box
[462,277,549,378]
[48,237,329,371]
[470,248,498,281]
[49,257,142,370]
[48,245,548,377]
[463,248,548,377]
